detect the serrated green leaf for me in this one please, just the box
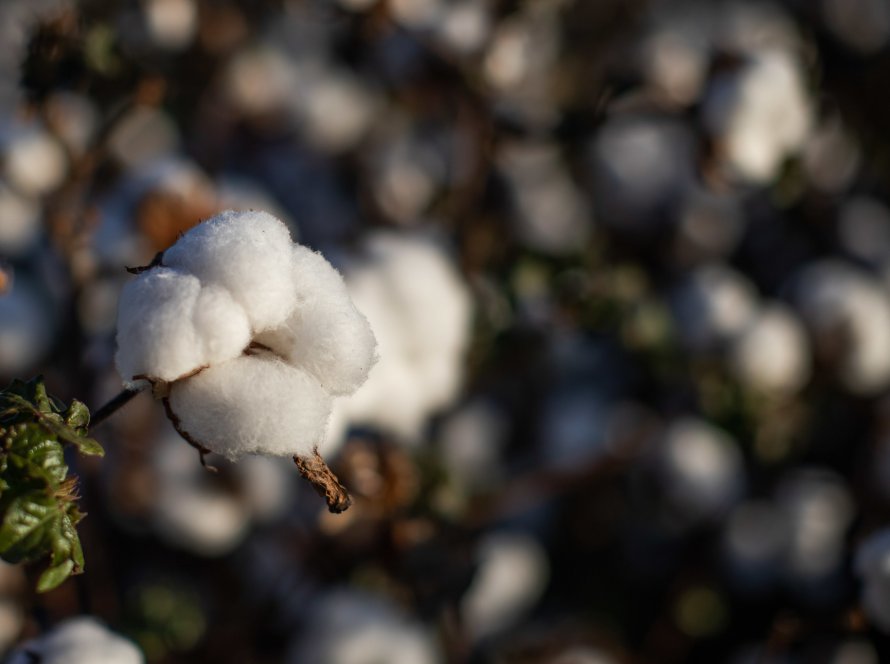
[37,559,74,592]
[0,492,62,563]
[64,400,90,432]
[6,425,68,485]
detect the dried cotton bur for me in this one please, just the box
[114,210,377,512]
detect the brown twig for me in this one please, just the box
[294,449,352,513]
[125,250,165,275]
[161,395,217,472]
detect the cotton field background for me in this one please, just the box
[2,0,890,662]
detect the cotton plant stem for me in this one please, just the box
[89,387,141,430]
[294,450,352,513]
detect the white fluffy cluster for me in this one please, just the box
[115,210,377,459]
[703,50,812,183]
[328,232,472,444]
[7,617,144,664]
[792,261,890,395]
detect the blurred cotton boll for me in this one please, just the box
[822,0,890,55]
[369,129,444,224]
[497,140,592,255]
[657,418,745,524]
[3,126,68,197]
[728,304,811,395]
[292,66,379,153]
[723,500,787,592]
[287,589,441,664]
[142,0,197,51]
[107,105,180,171]
[7,617,145,664]
[0,277,54,376]
[856,529,890,631]
[671,189,744,266]
[388,0,443,30]
[435,1,491,55]
[718,2,802,55]
[44,92,99,156]
[152,433,250,556]
[223,44,297,117]
[837,196,890,267]
[777,469,854,586]
[803,119,861,194]
[703,50,812,184]
[831,639,880,664]
[437,399,508,491]
[671,263,759,353]
[461,531,549,640]
[329,232,472,444]
[792,261,890,395]
[590,116,695,227]
[640,25,708,106]
[0,183,40,256]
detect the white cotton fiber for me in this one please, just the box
[115,268,251,386]
[163,210,298,332]
[325,232,473,445]
[115,268,203,385]
[167,354,332,459]
[254,245,377,395]
[7,617,144,664]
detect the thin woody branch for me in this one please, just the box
[294,449,352,513]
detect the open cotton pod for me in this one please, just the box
[114,210,377,512]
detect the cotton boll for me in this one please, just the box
[830,640,880,664]
[590,116,695,225]
[657,417,745,523]
[3,127,68,197]
[328,233,472,444]
[437,400,507,490]
[7,617,144,664]
[703,50,812,184]
[497,140,592,255]
[255,245,376,395]
[168,354,332,459]
[550,648,618,664]
[641,27,708,106]
[163,209,298,332]
[436,2,491,55]
[856,530,890,632]
[728,304,811,395]
[803,120,860,194]
[778,469,854,584]
[0,278,54,376]
[792,261,890,395]
[0,597,23,654]
[671,263,759,353]
[236,456,295,522]
[142,0,197,51]
[224,45,298,116]
[388,0,443,30]
[287,590,441,664]
[115,268,250,385]
[822,0,890,55]
[370,133,444,224]
[107,106,180,171]
[153,433,250,555]
[461,532,549,639]
[296,69,379,153]
[44,93,98,156]
[838,197,890,267]
[671,189,744,266]
[0,183,40,256]
[723,500,787,591]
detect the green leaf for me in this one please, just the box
[0,377,99,592]
[64,400,91,432]
[37,559,74,592]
